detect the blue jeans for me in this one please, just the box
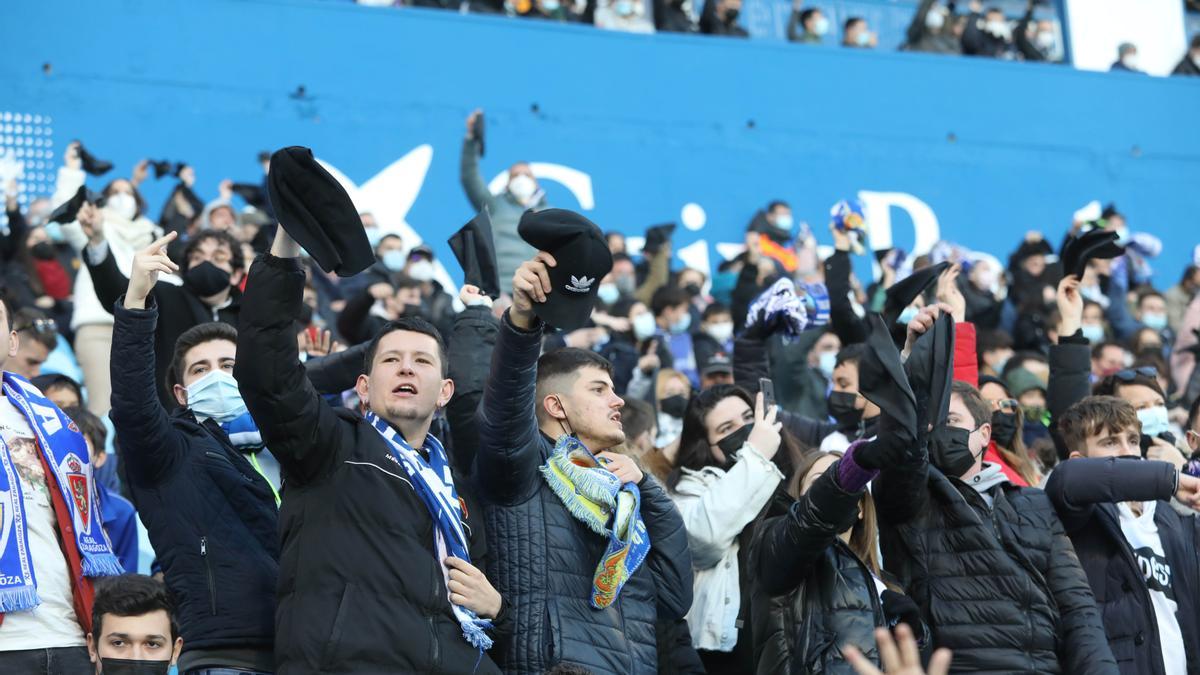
[0,647,92,674]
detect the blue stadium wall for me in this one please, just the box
[3,0,1198,284]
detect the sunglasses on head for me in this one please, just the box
[15,317,57,335]
[1113,366,1157,382]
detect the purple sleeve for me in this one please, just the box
[837,439,880,493]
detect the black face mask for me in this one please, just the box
[30,242,57,260]
[98,658,172,675]
[990,410,1018,448]
[929,424,979,477]
[725,7,740,22]
[715,422,754,463]
[660,394,688,419]
[682,283,701,298]
[827,391,863,433]
[184,261,232,297]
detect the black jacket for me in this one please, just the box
[751,460,885,675]
[445,305,499,478]
[1174,55,1200,76]
[1045,458,1200,675]
[109,299,278,661]
[236,255,502,675]
[733,332,837,449]
[475,313,694,674]
[961,11,1013,58]
[1047,336,1092,459]
[873,449,1118,674]
[89,246,240,406]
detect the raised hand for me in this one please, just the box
[64,142,81,170]
[844,625,952,675]
[124,232,179,310]
[465,108,482,140]
[901,303,951,361]
[831,221,852,253]
[132,159,149,187]
[746,391,782,460]
[444,556,502,620]
[458,283,492,307]
[935,265,966,323]
[597,451,644,485]
[303,329,336,358]
[1056,274,1083,338]
[510,251,557,329]
[637,339,661,373]
[78,201,106,245]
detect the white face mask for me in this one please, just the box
[508,174,537,203]
[186,370,247,424]
[106,192,138,221]
[813,16,829,36]
[925,9,945,30]
[633,312,657,341]
[1035,31,1055,50]
[1122,54,1139,70]
[407,259,435,282]
[985,20,1011,40]
[704,321,734,343]
[1137,405,1170,438]
[817,350,837,379]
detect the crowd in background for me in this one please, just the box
[2,108,1200,675]
[349,0,1200,75]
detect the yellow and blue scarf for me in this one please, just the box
[540,435,650,609]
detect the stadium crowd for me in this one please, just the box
[349,0,1200,75]
[1,109,1199,675]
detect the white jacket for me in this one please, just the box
[670,442,782,652]
[50,167,163,329]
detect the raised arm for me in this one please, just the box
[445,288,499,477]
[234,228,348,485]
[109,234,186,487]
[823,247,868,347]
[474,253,557,504]
[460,110,495,211]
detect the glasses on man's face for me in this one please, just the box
[15,318,57,335]
[1113,366,1157,382]
[990,398,1019,414]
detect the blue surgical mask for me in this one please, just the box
[669,312,692,335]
[818,350,837,379]
[381,249,406,272]
[813,16,830,36]
[543,0,560,10]
[1141,313,1167,331]
[615,0,634,16]
[896,306,919,326]
[1137,405,1170,437]
[773,214,794,231]
[597,282,620,305]
[855,31,871,47]
[633,312,657,341]
[186,370,248,424]
[1081,323,1105,343]
[43,221,64,243]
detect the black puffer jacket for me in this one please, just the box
[475,313,694,675]
[751,460,884,675]
[874,454,1118,674]
[1047,335,1092,460]
[110,299,278,662]
[1046,457,1200,675]
[236,255,503,675]
[445,305,498,477]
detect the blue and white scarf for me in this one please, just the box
[0,372,123,613]
[365,412,493,650]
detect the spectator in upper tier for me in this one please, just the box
[903,0,961,54]
[962,5,1015,58]
[787,2,828,44]
[595,0,655,33]
[1015,7,1060,63]
[654,0,698,32]
[460,108,548,295]
[746,201,798,275]
[1173,34,1200,76]
[1111,43,1143,73]
[700,0,748,37]
[842,17,877,48]
[1048,396,1200,675]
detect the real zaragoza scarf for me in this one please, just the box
[0,372,123,612]
[540,435,650,610]
[365,412,493,650]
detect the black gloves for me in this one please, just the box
[881,590,926,643]
[854,434,909,471]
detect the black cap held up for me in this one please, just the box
[859,314,918,438]
[449,207,501,299]
[883,261,950,326]
[518,208,613,331]
[267,146,373,277]
[904,312,955,435]
[1060,228,1123,279]
[48,185,100,224]
[643,223,675,255]
[75,142,113,176]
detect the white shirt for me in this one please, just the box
[1117,501,1185,675]
[0,394,85,649]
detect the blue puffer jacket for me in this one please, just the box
[475,313,694,675]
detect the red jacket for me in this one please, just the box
[0,446,95,633]
[954,322,1029,487]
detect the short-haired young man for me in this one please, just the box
[87,574,183,674]
[652,285,700,388]
[475,251,693,674]
[87,226,245,405]
[1047,395,1200,675]
[236,227,504,673]
[10,308,58,380]
[110,232,279,674]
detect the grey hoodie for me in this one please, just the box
[964,462,1009,508]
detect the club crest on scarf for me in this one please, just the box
[62,454,91,535]
[540,434,650,610]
